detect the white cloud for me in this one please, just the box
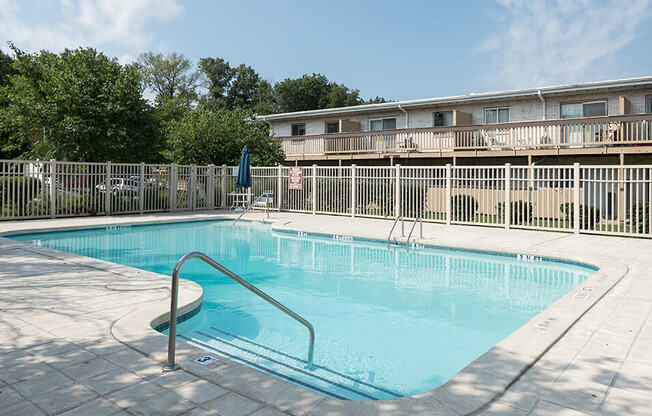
[478,0,652,88]
[0,0,183,57]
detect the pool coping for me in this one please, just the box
[1,213,629,415]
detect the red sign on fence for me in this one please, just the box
[289,167,303,190]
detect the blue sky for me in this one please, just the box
[2,0,652,101]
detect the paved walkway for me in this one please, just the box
[0,211,650,415]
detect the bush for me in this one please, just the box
[0,177,42,215]
[497,200,533,225]
[451,194,478,222]
[628,202,649,234]
[560,202,601,228]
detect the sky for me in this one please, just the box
[1,0,652,101]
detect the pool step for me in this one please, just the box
[180,327,402,400]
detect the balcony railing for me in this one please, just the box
[279,114,652,158]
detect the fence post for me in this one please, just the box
[445,164,451,225]
[312,164,317,215]
[504,163,511,229]
[395,164,401,218]
[105,161,111,216]
[49,159,56,218]
[170,163,177,212]
[277,165,283,212]
[207,165,215,210]
[574,162,580,235]
[190,164,197,211]
[351,164,356,217]
[221,165,227,209]
[139,162,145,214]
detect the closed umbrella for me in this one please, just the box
[236,145,251,189]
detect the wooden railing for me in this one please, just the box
[279,114,652,157]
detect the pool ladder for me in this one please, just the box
[162,251,315,372]
[387,215,423,247]
[233,190,274,225]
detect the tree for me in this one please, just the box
[166,108,284,166]
[0,49,15,86]
[199,58,272,112]
[0,46,160,162]
[272,73,383,113]
[136,52,201,104]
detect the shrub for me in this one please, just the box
[451,194,478,222]
[560,202,601,229]
[0,177,42,215]
[497,200,533,225]
[628,202,649,234]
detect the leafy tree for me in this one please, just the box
[136,52,201,104]
[199,58,273,112]
[167,108,284,166]
[0,46,160,162]
[0,49,16,86]
[273,73,384,113]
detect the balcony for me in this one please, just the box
[279,114,652,160]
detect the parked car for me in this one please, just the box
[96,178,139,195]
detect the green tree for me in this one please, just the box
[199,58,273,112]
[136,52,201,104]
[273,73,384,113]
[167,108,284,166]
[0,49,16,86]
[0,46,160,162]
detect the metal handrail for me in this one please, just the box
[387,215,401,246]
[407,217,423,245]
[233,191,273,225]
[162,251,315,372]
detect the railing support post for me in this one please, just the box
[351,164,356,217]
[574,162,580,234]
[49,159,56,218]
[139,162,145,214]
[395,164,401,219]
[312,165,317,215]
[190,164,197,211]
[207,164,215,210]
[445,163,451,225]
[277,165,283,212]
[105,161,111,216]
[221,165,227,209]
[170,163,177,212]
[505,163,511,229]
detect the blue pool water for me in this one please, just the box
[11,220,596,400]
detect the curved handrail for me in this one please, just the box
[163,251,315,372]
[387,215,401,246]
[407,217,422,245]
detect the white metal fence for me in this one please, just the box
[3,159,652,239]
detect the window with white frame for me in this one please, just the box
[369,117,397,131]
[291,123,306,136]
[485,107,509,124]
[560,101,607,118]
[433,111,453,127]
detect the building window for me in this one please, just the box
[291,123,306,136]
[433,111,453,127]
[561,101,607,118]
[369,118,397,131]
[325,121,339,134]
[485,107,509,124]
[646,96,652,114]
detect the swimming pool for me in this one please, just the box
[11,220,596,400]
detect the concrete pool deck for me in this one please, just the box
[0,211,650,415]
